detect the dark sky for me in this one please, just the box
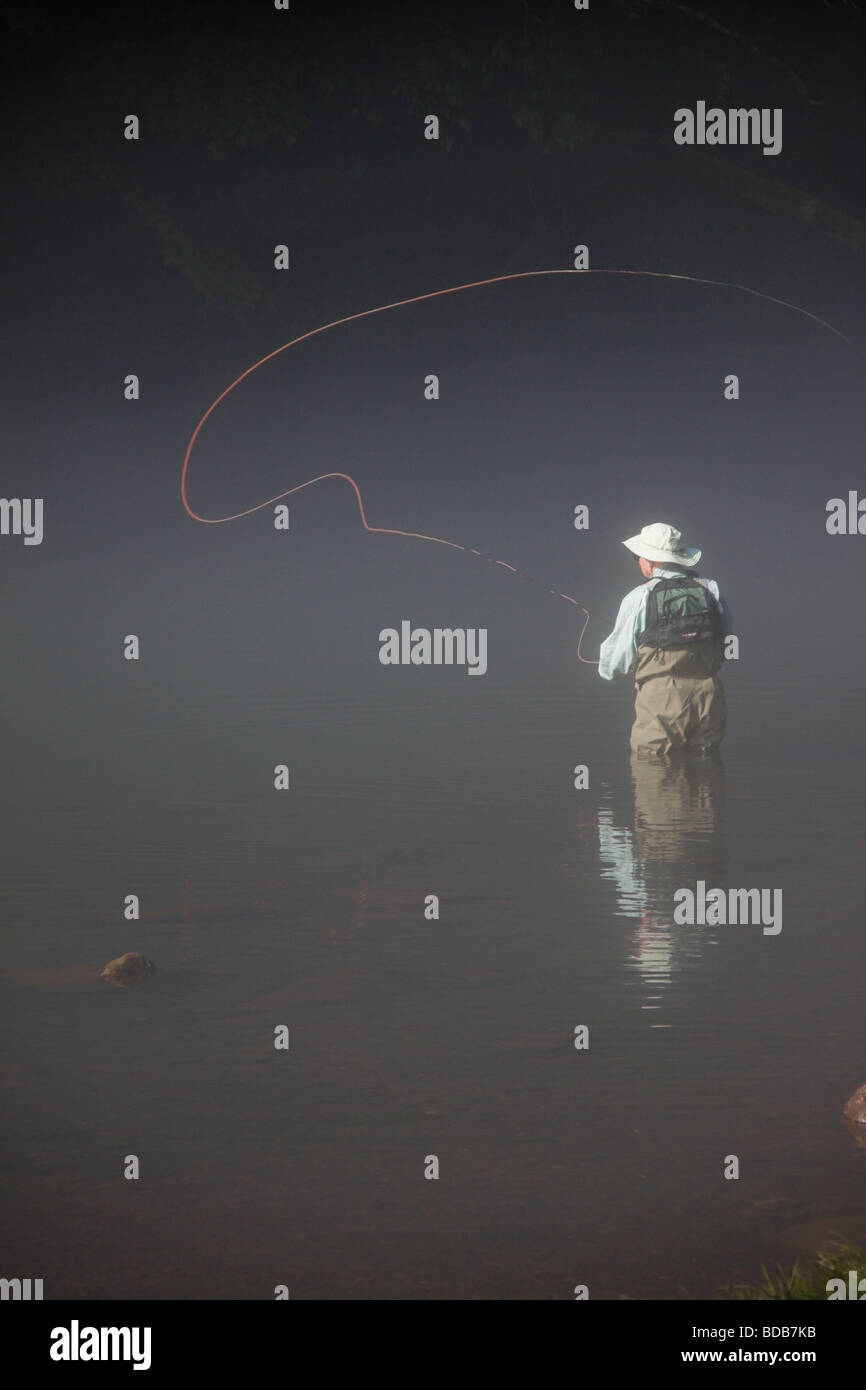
[2,0,865,697]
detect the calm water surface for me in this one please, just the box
[2,670,865,1299]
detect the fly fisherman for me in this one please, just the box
[598,523,732,756]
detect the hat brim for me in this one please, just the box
[622,536,701,567]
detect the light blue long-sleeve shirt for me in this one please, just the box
[598,567,731,681]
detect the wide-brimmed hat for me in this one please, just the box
[622,522,701,568]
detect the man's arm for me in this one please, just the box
[598,586,648,680]
[718,591,733,639]
[704,579,732,638]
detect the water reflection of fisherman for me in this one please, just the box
[598,755,728,997]
[598,523,732,756]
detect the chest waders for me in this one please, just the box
[631,573,727,755]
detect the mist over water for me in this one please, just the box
[3,627,865,1296]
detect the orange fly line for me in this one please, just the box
[180,267,853,666]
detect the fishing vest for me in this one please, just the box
[635,573,725,683]
[639,573,723,649]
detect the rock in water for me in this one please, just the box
[843,1084,866,1126]
[100,953,155,987]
